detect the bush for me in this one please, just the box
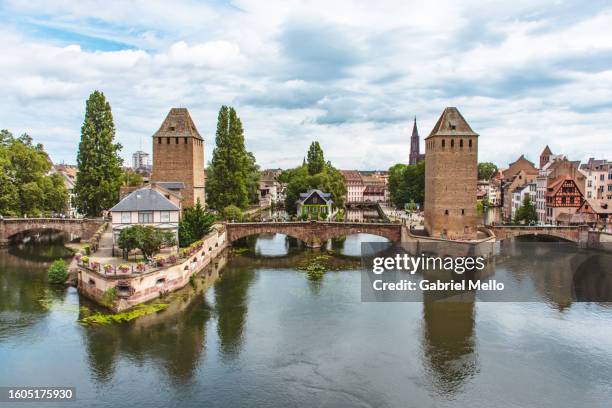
[48,259,68,284]
[83,244,91,255]
[221,205,243,222]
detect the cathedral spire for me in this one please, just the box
[409,116,423,165]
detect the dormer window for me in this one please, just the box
[450,123,456,130]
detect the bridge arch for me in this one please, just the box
[0,218,104,246]
[226,221,402,248]
[487,225,587,243]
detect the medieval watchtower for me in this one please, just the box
[424,107,479,239]
[151,108,205,207]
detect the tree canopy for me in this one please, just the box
[514,194,537,224]
[117,225,176,260]
[282,142,346,214]
[74,90,123,217]
[206,106,260,210]
[388,161,425,209]
[0,130,68,216]
[478,162,498,181]
[178,199,215,247]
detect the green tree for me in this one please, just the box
[117,225,176,260]
[0,130,68,216]
[282,143,346,214]
[221,205,243,222]
[387,161,425,208]
[74,90,123,217]
[179,199,215,247]
[514,195,537,224]
[48,259,68,284]
[306,141,325,175]
[206,106,260,210]
[478,162,498,181]
[120,170,143,187]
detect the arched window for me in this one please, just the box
[451,139,454,148]
[442,139,445,148]
[469,139,473,148]
[460,139,463,148]
[166,137,170,144]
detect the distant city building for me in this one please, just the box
[132,150,151,172]
[53,164,80,217]
[511,181,536,221]
[109,186,181,246]
[545,176,584,224]
[408,117,425,165]
[424,107,479,239]
[259,169,285,206]
[341,170,365,203]
[361,174,386,203]
[537,155,585,224]
[579,158,612,200]
[296,189,333,219]
[539,145,553,168]
[501,155,539,221]
[150,108,205,207]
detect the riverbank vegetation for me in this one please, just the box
[0,130,69,217]
[47,259,68,284]
[178,199,215,247]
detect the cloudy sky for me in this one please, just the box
[1,0,611,170]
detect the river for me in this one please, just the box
[1,233,612,407]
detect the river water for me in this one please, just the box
[1,233,612,408]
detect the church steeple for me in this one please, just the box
[409,116,423,165]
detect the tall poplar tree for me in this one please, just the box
[206,106,259,210]
[307,141,325,175]
[74,91,123,217]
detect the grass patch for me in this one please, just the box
[80,303,169,325]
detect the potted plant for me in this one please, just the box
[168,254,178,264]
[75,253,82,261]
[118,264,131,274]
[136,262,146,272]
[154,256,165,267]
[103,264,114,274]
[80,256,89,266]
[90,261,100,270]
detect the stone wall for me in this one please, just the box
[424,135,479,239]
[78,227,227,311]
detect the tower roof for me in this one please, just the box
[541,145,552,156]
[153,108,203,140]
[411,116,419,138]
[426,107,478,139]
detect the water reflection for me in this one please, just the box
[421,295,478,396]
[213,263,256,358]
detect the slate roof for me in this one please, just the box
[297,189,332,204]
[155,181,185,190]
[110,187,180,212]
[153,108,203,140]
[426,107,478,139]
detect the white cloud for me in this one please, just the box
[0,1,612,169]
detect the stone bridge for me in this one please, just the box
[487,225,589,243]
[226,221,402,248]
[0,218,105,246]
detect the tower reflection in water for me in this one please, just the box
[421,292,478,396]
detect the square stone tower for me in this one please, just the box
[151,108,205,207]
[424,107,479,239]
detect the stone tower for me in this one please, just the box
[540,145,552,168]
[424,107,479,239]
[409,117,424,165]
[151,108,205,207]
